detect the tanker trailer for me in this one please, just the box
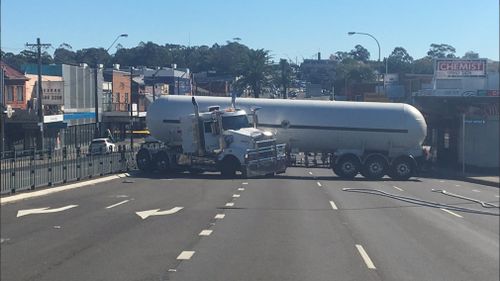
[148,96,427,180]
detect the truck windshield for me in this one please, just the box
[222,115,251,130]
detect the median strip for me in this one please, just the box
[1,174,127,205]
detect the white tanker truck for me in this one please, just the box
[136,97,287,177]
[146,96,427,180]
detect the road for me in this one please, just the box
[1,167,498,281]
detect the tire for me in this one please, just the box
[335,155,360,179]
[154,152,170,173]
[362,156,388,180]
[136,149,153,171]
[389,157,414,180]
[220,156,239,178]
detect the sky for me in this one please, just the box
[1,0,499,63]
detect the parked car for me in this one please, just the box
[89,138,116,155]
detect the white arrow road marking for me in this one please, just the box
[136,207,184,220]
[17,205,78,218]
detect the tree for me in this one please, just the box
[75,48,111,66]
[427,43,456,58]
[236,49,270,98]
[349,45,370,62]
[54,43,77,64]
[387,47,413,73]
[462,51,480,59]
[411,57,434,74]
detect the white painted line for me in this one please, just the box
[317,182,322,187]
[308,172,313,175]
[124,173,131,177]
[116,194,129,198]
[214,214,225,219]
[1,174,126,205]
[238,188,245,191]
[136,207,183,220]
[168,269,177,272]
[232,194,240,198]
[472,189,480,193]
[440,208,463,218]
[329,200,338,210]
[242,182,248,185]
[455,184,461,187]
[225,202,234,207]
[439,180,446,183]
[199,230,213,236]
[177,251,195,260]
[393,186,404,191]
[105,200,130,209]
[355,244,376,269]
[495,195,500,198]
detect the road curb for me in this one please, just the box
[460,177,499,188]
[0,173,128,205]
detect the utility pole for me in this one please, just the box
[129,67,134,150]
[280,59,288,99]
[94,64,100,137]
[0,67,5,155]
[26,38,51,150]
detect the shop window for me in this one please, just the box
[7,86,14,101]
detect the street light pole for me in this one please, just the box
[94,34,128,138]
[348,31,387,88]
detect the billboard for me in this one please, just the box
[40,80,64,105]
[435,59,487,79]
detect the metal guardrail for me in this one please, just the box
[0,146,137,195]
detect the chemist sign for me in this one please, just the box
[435,59,486,79]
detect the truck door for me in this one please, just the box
[203,121,220,152]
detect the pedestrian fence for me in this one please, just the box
[0,146,137,195]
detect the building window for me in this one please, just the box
[7,86,14,101]
[16,86,24,101]
[124,93,129,104]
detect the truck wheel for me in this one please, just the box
[136,149,152,171]
[335,155,360,179]
[154,152,170,173]
[389,157,414,180]
[362,156,387,180]
[220,157,239,178]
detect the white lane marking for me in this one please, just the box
[106,200,130,209]
[393,186,404,191]
[17,205,78,218]
[232,194,240,198]
[1,174,127,205]
[329,200,338,210]
[440,208,463,218]
[136,207,183,220]
[495,195,500,198]
[242,182,248,185]
[317,182,322,187]
[308,172,313,175]
[214,214,225,219]
[124,173,131,177]
[199,230,213,236]
[472,189,480,193]
[116,194,129,198]
[177,251,195,260]
[455,184,461,187]
[238,188,245,191]
[439,180,446,183]
[355,244,376,269]
[225,202,234,207]
[168,269,177,272]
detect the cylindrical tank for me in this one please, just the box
[147,96,427,153]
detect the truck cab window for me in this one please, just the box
[222,115,251,130]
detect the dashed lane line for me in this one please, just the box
[317,182,322,187]
[242,182,248,185]
[225,202,235,207]
[393,186,404,191]
[214,214,225,219]
[199,230,213,236]
[329,200,338,210]
[105,200,130,209]
[232,194,241,198]
[177,251,195,260]
[238,188,245,191]
[355,244,376,269]
[472,189,480,193]
[440,208,463,218]
[308,172,313,175]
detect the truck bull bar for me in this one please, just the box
[244,143,287,177]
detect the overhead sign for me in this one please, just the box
[435,59,487,79]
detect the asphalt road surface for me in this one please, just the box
[1,167,499,281]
